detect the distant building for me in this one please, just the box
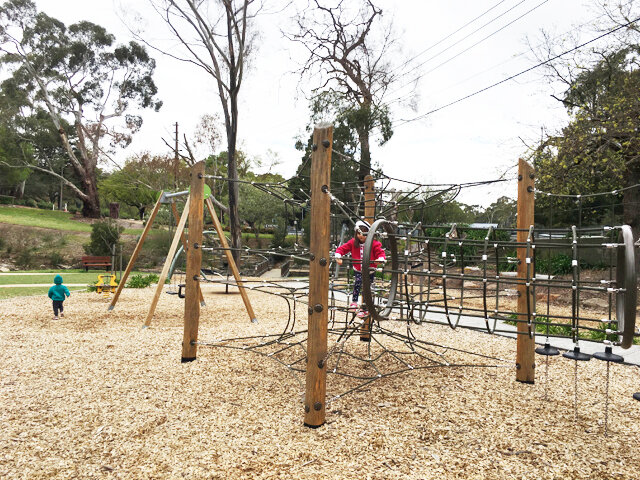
[468,223,498,229]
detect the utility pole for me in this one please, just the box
[59,164,65,211]
[174,122,179,191]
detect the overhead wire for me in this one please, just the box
[392,15,640,128]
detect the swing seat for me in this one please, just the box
[535,343,559,356]
[593,346,624,363]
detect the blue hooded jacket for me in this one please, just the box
[48,274,71,301]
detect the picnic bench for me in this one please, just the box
[81,256,112,271]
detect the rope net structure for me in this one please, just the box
[179,146,640,428]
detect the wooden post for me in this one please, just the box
[360,174,375,341]
[108,193,163,311]
[182,161,205,361]
[205,197,257,322]
[171,202,205,307]
[304,124,333,428]
[516,158,535,383]
[144,196,190,327]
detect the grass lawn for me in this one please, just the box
[0,206,143,234]
[0,286,88,300]
[0,271,121,286]
[0,270,149,299]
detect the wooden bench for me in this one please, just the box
[81,256,112,271]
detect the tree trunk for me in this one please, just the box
[227,124,242,268]
[81,176,101,218]
[357,128,371,183]
[623,165,640,239]
[622,165,640,275]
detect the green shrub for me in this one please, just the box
[536,254,572,275]
[49,252,64,267]
[15,248,35,269]
[270,220,288,249]
[0,195,14,205]
[25,198,37,208]
[84,219,123,256]
[37,201,53,210]
[126,273,160,288]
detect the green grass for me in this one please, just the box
[0,206,143,234]
[0,286,88,300]
[0,271,122,286]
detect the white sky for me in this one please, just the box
[32,0,613,207]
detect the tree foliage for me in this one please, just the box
[99,153,190,220]
[0,0,161,217]
[533,45,640,229]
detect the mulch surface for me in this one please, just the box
[1,285,639,479]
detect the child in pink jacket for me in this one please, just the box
[334,220,386,317]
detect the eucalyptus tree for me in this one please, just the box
[0,0,161,217]
[286,0,405,183]
[146,0,262,263]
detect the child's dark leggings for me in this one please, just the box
[52,300,64,316]
[352,271,374,303]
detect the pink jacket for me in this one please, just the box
[335,238,386,272]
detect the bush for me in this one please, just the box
[15,248,35,269]
[84,219,123,256]
[49,252,64,267]
[37,201,53,210]
[0,195,14,205]
[25,198,37,208]
[126,273,160,288]
[536,254,572,275]
[270,220,288,249]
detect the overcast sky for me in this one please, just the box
[32,0,618,206]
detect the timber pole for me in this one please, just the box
[182,161,205,362]
[360,174,375,341]
[304,124,333,428]
[171,202,205,306]
[108,193,163,311]
[516,158,536,383]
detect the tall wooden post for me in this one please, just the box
[304,124,333,428]
[516,158,535,383]
[182,161,205,362]
[171,202,205,306]
[360,174,375,341]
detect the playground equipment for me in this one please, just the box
[96,274,117,298]
[174,126,639,431]
[107,181,257,327]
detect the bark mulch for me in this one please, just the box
[1,285,639,479]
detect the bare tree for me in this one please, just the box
[145,0,262,263]
[286,0,407,183]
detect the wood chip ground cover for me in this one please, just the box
[1,285,639,479]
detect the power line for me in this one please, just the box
[393,15,640,128]
[389,0,512,75]
[387,0,548,106]
[391,0,541,92]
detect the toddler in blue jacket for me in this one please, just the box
[48,274,70,320]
